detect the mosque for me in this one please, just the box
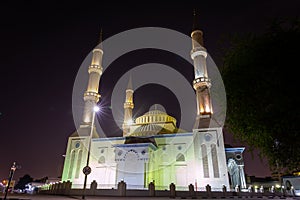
[61,16,247,191]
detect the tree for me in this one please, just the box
[221,18,300,174]
[14,174,33,190]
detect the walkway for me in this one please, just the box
[1,194,300,200]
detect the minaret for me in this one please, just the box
[190,11,213,129]
[81,30,103,133]
[61,31,104,183]
[122,76,134,136]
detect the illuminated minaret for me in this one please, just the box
[190,11,213,129]
[122,76,134,136]
[81,31,103,130]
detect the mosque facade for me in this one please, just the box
[61,17,246,190]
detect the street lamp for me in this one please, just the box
[4,162,17,200]
[82,105,99,199]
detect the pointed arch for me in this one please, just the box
[75,149,82,178]
[201,144,209,178]
[211,144,220,178]
[68,150,76,179]
[98,156,106,164]
[176,153,185,162]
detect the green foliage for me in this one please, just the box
[221,18,300,173]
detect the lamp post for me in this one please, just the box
[4,162,17,200]
[82,106,99,199]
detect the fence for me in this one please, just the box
[38,180,297,198]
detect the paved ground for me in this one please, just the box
[1,194,300,200]
[2,194,170,200]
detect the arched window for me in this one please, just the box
[201,144,209,178]
[211,144,220,178]
[68,150,76,179]
[75,150,82,178]
[176,153,185,162]
[98,156,105,164]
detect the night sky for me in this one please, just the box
[0,1,299,182]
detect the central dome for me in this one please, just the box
[129,109,178,137]
[135,110,177,125]
[131,124,171,136]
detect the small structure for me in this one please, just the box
[225,147,246,189]
[24,182,45,194]
[282,175,300,196]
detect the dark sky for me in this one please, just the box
[0,0,299,182]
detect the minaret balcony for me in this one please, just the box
[92,48,103,54]
[190,47,207,59]
[84,91,101,101]
[124,102,134,109]
[199,112,212,118]
[193,77,211,89]
[88,65,103,74]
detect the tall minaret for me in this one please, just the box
[81,31,103,132]
[122,76,134,136]
[190,11,213,129]
[61,31,104,183]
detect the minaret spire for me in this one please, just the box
[81,33,104,135]
[190,11,213,129]
[192,9,200,31]
[98,28,103,48]
[127,74,133,90]
[122,76,134,136]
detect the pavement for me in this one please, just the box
[1,194,170,200]
[1,194,300,200]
